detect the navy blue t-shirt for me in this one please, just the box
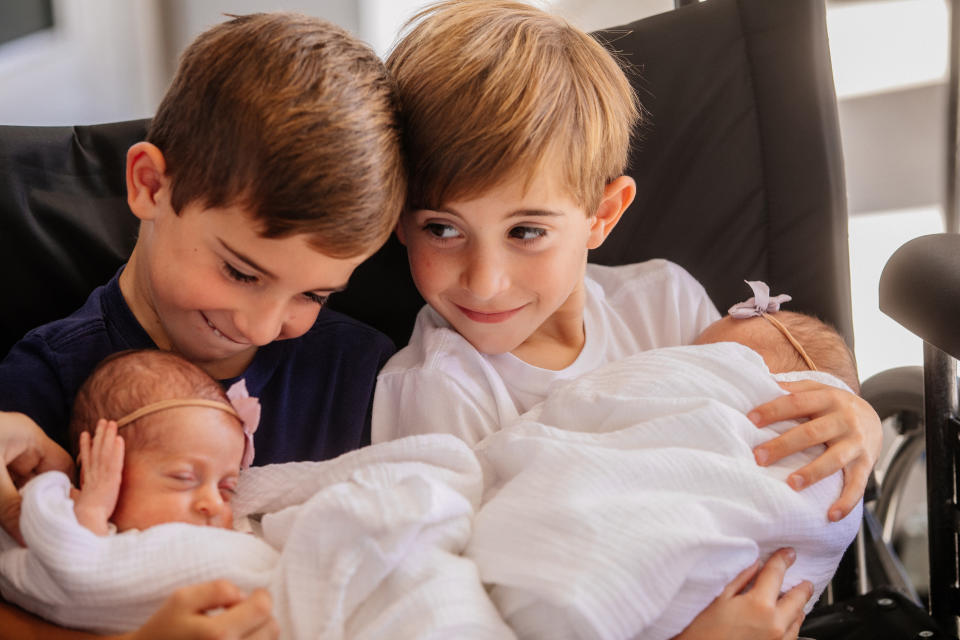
[0,268,395,465]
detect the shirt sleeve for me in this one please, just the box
[372,367,500,447]
[0,334,72,447]
[668,262,722,343]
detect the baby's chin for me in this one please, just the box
[112,516,234,532]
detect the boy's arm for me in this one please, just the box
[0,412,74,544]
[0,600,106,639]
[0,582,278,639]
[72,420,123,536]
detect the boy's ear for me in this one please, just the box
[587,176,636,250]
[125,142,170,221]
[394,217,408,246]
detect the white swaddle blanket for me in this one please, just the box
[0,434,514,639]
[467,341,862,640]
[0,342,858,639]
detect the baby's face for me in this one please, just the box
[110,406,244,532]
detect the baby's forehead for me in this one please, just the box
[697,316,765,343]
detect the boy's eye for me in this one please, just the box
[508,226,547,242]
[219,486,237,501]
[304,292,329,306]
[168,472,195,484]
[423,222,460,239]
[224,262,258,284]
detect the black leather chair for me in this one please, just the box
[0,0,946,636]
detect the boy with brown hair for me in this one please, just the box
[373,1,880,637]
[0,11,404,638]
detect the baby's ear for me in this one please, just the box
[125,142,170,221]
[587,176,635,250]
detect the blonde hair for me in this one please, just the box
[149,12,406,257]
[387,0,639,214]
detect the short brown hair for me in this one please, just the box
[69,350,235,457]
[148,12,406,257]
[387,0,639,214]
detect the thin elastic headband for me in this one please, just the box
[115,399,239,428]
[727,280,819,372]
[758,313,818,372]
[110,380,260,469]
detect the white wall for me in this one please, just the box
[0,0,163,125]
[0,0,670,125]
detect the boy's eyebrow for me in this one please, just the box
[218,239,350,292]
[506,209,564,219]
[435,206,565,219]
[219,239,278,278]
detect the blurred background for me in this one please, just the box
[0,0,948,384]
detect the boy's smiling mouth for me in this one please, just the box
[455,304,525,324]
[201,313,244,344]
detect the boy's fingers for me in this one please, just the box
[209,588,275,637]
[749,384,836,427]
[752,548,795,598]
[776,580,814,629]
[781,615,804,640]
[754,417,846,467]
[0,466,24,546]
[828,459,871,521]
[774,438,857,490]
[172,579,247,612]
[720,559,761,597]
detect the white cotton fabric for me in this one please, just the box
[466,342,861,640]
[0,435,514,640]
[0,343,859,640]
[372,260,721,446]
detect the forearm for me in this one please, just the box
[0,599,113,640]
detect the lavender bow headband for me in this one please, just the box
[114,379,260,469]
[727,280,818,372]
[728,280,792,318]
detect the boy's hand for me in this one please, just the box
[73,420,124,535]
[672,548,811,640]
[126,581,278,640]
[0,411,75,545]
[749,380,881,521]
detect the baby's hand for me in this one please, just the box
[749,379,881,521]
[73,419,124,535]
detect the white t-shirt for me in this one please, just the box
[372,260,721,445]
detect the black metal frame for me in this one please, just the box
[879,233,960,635]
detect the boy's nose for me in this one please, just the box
[462,246,509,301]
[234,302,286,346]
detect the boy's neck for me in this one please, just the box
[509,286,588,370]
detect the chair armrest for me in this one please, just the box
[879,233,960,359]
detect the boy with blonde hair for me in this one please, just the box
[373,2,880,637]
[0,12,404,639]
